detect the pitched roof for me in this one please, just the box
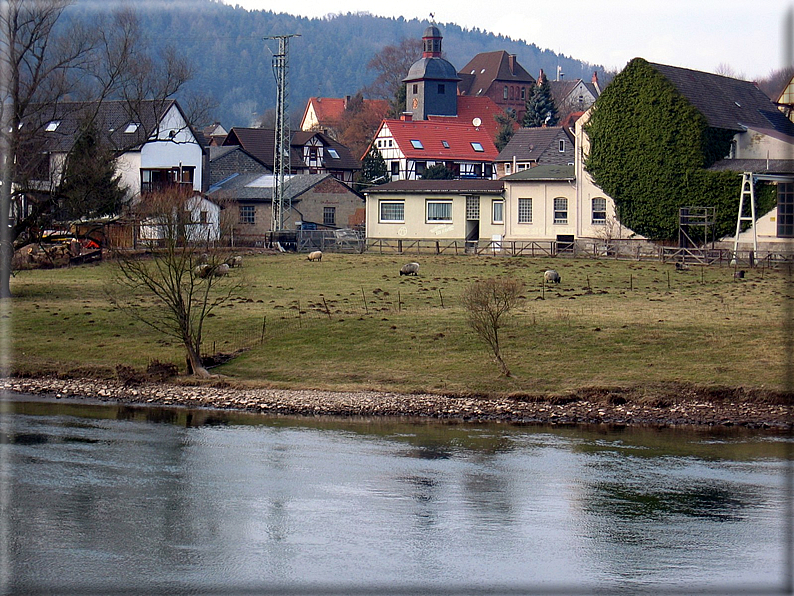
[365,179,504,194]
[649,61,794,135]
[427,95,505,140]
[22,99,188,154]
[502,164,575,181]
[380,119,499,161]
[222,128,361,171]
[209,173,362,202]
[301,97,390,130]
[708,159,794,176]
[495,127,572,162]
[457,51,535,97]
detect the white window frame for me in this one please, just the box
[426,199,452,223]
[592,197,607,225]
[559,139,565,152]
[492,199,504,224]
[518,198,532,223]
[411,139,424,149]
[471,142,484,152]
[554,197,568,225]
[379,200,404,223]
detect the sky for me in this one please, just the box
[220,0,793,80]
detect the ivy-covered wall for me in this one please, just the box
[583,58,775,241]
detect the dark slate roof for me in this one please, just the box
[457,51,535,97]
[222,128,361,171]
[495,127,573,162]
[649,61,794,135]
[365,179,504,194]
[708,159,794,176]
[208,173,363,202]
[404,57,461,83]
[21,99,190,154]
[502,164,575,181]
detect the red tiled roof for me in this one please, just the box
[428,95,505,140]
[301,97,390,129]
[380,118,499,161]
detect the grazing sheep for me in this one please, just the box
[307,250,323,262]
[193,263,212,278]
[544,269,560,284]
[225,255,243,268]
[197,252,210,264]
[675,262,690,271]
[213,263,230,277]
[734,270,745,279]
[400,262,420,276]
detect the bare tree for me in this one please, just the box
[0,0,195,298]
[107,189,243,377]
[462,278,524,377]
[364,38,422,117]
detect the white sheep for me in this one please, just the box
[400,262,420,276]
[213,263,230,277]
[225,255,243,268]
[193,263,212,278]
[307,250,323,262]
[544,269,560,284]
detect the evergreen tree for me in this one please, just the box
[523,73,558,128]
[355,144,389,192]
[422,164,455,179]
[58,123,128,221]
[494,109,517,151]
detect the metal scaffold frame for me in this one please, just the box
[267,34,299,232]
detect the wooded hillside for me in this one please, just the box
[61,0,608,128]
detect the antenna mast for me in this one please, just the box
[267,34,299,232]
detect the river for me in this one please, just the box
[1,398,792,595]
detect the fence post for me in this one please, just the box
[361,288,369,314]
[261,315,266,343]
[323,296,331,319]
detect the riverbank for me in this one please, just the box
[2,375,791,429]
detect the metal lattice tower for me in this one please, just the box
[267,34,299,232]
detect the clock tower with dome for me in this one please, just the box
[403,25,461,120]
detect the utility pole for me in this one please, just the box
[267,34,299,232]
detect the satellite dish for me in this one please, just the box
[472,117,482,127]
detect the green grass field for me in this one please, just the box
[6,252,792,396]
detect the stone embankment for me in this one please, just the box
[2,376,791,429]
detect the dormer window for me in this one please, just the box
[442,140,450,148]
[326,148,339,159]
[45,121,60,132]
[124,122,139,134]
[471,142,484,152]
[411,139,424,150]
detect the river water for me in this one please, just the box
[1,398,791,595]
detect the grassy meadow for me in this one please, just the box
[5,252,792,396]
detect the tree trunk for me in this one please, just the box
[184,342,211,378]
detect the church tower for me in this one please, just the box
[403,26,461,120]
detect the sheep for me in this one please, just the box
[734,270,745,279]
[193,263,212,278]
[400,262,420,276]
[544,269,560,284]
[213,263,230,277]
[225,255,243,268]
[307,250,323,262]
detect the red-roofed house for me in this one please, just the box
[300,96,390,139]
[427,95,505,142]
[370,117,499,180]
[457,51,536,123]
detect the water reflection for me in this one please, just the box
[1,397,791,594]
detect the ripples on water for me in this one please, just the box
[1,398,791,594]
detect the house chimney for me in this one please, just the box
[556,65,563,81]
[538,69,546,85]
[401,112,413,122]
[344,95,351,108]
[592,71,601,94]
[508,54,516,75]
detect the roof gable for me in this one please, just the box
[380,119,499,161]
[458,51,535,96]
[496,127,572,162]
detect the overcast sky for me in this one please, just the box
[221,0,792,80]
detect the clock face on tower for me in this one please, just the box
[412,98,418,109]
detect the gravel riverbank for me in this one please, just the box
[2,376,792,430]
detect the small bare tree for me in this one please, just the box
[462,278,524,377]
[107,189,242,377]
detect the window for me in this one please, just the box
[592,198,607,224]
[412,84,418,94]
[473,164,483,177]
[45,121,60,132]
[199,210,208,225]
[426,200,452,223]
[415,161,426,177]
[379,200,404,223]
[778,183,794,237]
[442,140,450,148]
[323,206,336,226]
[438,83,445,94]
[484,164,493,178]
[559,140,566,152]
[471,142,484,152]
[411,139,424,149]
[466,196,480,220]
[518,198,532,223]
[391,161,400,176]
[521,87,526,100]
[239,205,255,225]
[492,200,504,224]
[326,148,339,159]
[503,86,508,100]
[554,197,568,224]
[124,122,140,134]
